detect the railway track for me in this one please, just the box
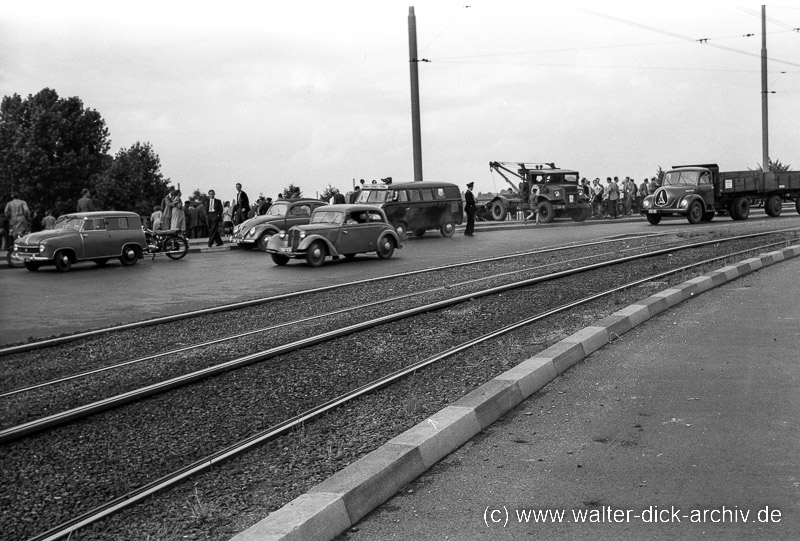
[2,227,799,541]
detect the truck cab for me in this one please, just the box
[641,164,719,225]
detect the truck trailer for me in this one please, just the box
[640,164,800,225]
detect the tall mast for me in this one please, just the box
[761,5,769,171]
[408,6,423,182]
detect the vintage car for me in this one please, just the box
[231,198,328,251]
[11,211,147,272]
[265,204,401,267]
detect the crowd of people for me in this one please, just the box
[582,176,661,219]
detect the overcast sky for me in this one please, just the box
[2,1,798,203]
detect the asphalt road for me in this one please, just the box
[0,213,796,346]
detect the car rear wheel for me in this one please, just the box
[393,222,408,241]
[377,236,396,259]
[440,222,455,238]
[305,241,327,267]
[119,246,139,266]
[256,232,273,252]
[54,250,73,272]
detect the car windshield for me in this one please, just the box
[356,190,390,204]
[52,216,85,231]
[310,210,345,225]
[663,171,700,186]
[265,202,289,217]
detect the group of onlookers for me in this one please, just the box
[584,176,660,219]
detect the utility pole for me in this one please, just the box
[408,6,423,182]
[761,4,769,171]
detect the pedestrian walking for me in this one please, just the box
[464,181,476,236]
[233,183,250,225]
[4,192,31,240]
[206,190,224,247]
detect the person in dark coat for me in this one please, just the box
[233,183,250,225]
[464,182,476,236]
[206,189,224,247]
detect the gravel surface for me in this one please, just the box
[1,230,797,541]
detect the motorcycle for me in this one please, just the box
[143,228,189,260]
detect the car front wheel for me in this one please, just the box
[256,232,273,252]
[305,241,327,267]
[54,250,73,272]
[440,222,455,238]
[377,236,396,259]
[271,253,289,266]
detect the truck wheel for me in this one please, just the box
[490,201,507,221]
[440,222,455,238]
[764,195,782,217]
[701,211,715,222]
[646,214,662,225]
[686,201,703,224]
[536,201,555,223]
[730,197,750,220]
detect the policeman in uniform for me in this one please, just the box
[464,182,476,236]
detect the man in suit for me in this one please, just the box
[464,181,476,236]
[233,183,250,225]
[206,189,224,247]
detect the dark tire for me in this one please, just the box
[119,246,139,266]
[687,201,703,224]
[305,241,327,267]
[394,222,408,241]
[94,258,109,267]
[271,253,289,266]
[54,250,73,272]
[490,201,507,221]
[256,232,273,252]
[536,201,555,223]
[238,243,254,250]
[6,250,25,268]
[413,228,426,237]
[730,197,750,220]
[24,261,40,271]
[376,236,396,259]
[164,236,188,260]
[440,222,455,238]
[646,214,662,225]
[764,195,782,217]
[570,207,590,222]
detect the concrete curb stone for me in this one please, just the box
[229,244,800,541]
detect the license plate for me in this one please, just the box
[278,247,292,253]
[648,210,659,214]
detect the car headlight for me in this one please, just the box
[642,198,651,208]
[278,230,287,239]
[246,229,257,238]
[679,198,689,209]
[298,231,306,240]
[39,244,46,253]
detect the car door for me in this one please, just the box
[80,218,113,259]
[336,210,374,255]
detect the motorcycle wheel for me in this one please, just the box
[164,236,189,260]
